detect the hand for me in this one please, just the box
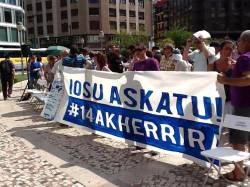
[217,73,227,84]
[227,57,236,66]
[186,38,192,47]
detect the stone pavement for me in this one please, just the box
[0,81,249,187]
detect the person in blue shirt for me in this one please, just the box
[29,55,41,89]
[62,47,86,68]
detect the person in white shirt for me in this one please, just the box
[183,30,216,71]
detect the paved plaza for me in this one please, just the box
[0,82,249,187]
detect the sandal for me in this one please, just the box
[222,172,244,182]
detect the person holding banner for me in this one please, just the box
[132,45,160,71]
[209,40,235,115]
[218,30,250,181]
[94,53,111,72]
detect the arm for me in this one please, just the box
[207,63,214,71]
[85,60,92,69]
[183,39,192,61]
[217,72,250,87]
[201,43,213,59]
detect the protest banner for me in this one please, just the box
[41,79,64,120]
[54,67,225,165]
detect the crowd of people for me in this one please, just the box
[0,29,250,181]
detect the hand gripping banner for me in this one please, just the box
[54,67,225,165]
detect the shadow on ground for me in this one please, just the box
[4,102,236,187]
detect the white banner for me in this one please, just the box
[54,67,225,164]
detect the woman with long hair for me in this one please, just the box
[95,53,111,72]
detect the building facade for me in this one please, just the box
[24,0,152,49]
[0,0,25,47]
[154,0,168,39]
[154,0,250,39]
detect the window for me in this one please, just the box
[28,28,34,34]
[139,12,144,20]
[89,8,99,16]
[36,2,42,11]
[129,0,135,6]
[11,28,18,42]
[27,4,32,11]
[72,22,79,29]
[138,0,144,8]
[0,27,7,42]
[16,10,23,23]
[110,21,117,30]
[120,9,126,16]
[71,9,78,17]
[89,21,100,30]
[37,15,43,23]
[61,10,67,19]
[109,8,116,17]
[37,26,43,35]
[109,0,116,4]
[47,25,53,34]
[130,23,136,30]
[129,11,135,17]
[61,23,68,32]
[4,8,12,23]
[87,35,99,43]
[8,0,16,5]
[89,0,99,3]
[46,1,52,9]
[46,13,53,21]
[139,24,145,31]
[28,16,33,23]
[71,0,78,3]
[120,0,126,4]
[60,0,67,7]
[120,22,126,29]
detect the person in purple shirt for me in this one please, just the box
[218,30,250,181]
[132,45,160,71]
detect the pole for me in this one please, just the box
[20,30,24,75]
[100,38,102,52]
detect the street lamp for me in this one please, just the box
[99,30,105,52]
[17,22,25,75]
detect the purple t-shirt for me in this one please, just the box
[231,52,250,107]
[132,58,160,71]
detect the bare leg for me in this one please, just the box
[232,144,245,179]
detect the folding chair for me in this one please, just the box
[201,114,250,186]
[32,93,48,111]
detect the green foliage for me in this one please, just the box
[163,27,192,48]
[157,38,175,49]
[14,74,27,83]
[111,32,150,49]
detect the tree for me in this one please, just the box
[111,32,150,49]
[157,38,175,49]
[163,27,192,48]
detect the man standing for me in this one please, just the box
[160,44,175,71]
[218,30,250,181]
[0,55,15,100]
[132,45,160,71]
[62,47,86,68]
[183,30,216,71]
[107,46,124,73]
[29,55,41,89]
